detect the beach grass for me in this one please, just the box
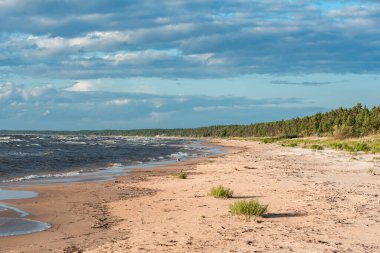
[230,199,268,217]
[209,185,234,198]
[177,170,188,179]
[368,168,376,175]
[257,135,380,154]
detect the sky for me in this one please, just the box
[0,0,379,130]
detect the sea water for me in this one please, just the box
[0,134,221,236]
[0,190,50,237]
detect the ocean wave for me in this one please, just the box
[2,171,82,183]
[0,136,22,143]
[2,151,52,157]
[62,141,87,145]
[170,152,189,159]
[0,136,11,140]
[105,163,124,168]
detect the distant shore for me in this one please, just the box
[1,140,379,252]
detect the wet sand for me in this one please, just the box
[1,140,379,252]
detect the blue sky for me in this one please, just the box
[0,0,379,130]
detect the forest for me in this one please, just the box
[105,103,380,138]
[2,104,380,139]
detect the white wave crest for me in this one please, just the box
[2,171,81,183]
[170,152,189,159]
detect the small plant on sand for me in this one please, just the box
[310,144,324,150]
[63,246,83,253]
[209,185,234,198]
[230,199,268,217]
[177,170,188,179]
[367,168,376,175]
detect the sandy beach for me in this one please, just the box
[1,140,379,252]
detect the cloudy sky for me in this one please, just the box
[1,0,379,130]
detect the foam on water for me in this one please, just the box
[2,171,82,183]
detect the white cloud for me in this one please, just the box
[0,82,54,100]
[65,81,94,92]
[0,82,15,99]
[104,49,178,64]
[107,99,131,105]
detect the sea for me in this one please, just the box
[0,134,220,237]
[0,134,219,184]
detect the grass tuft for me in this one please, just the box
[177,170,188,179]
[209,185,234,198]
[230,199,268,217]
[264,135,380,154]
[368,168,376,175]
[310,144,324,150]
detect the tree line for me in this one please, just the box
[2,104,380,139]
[113,103,380,138]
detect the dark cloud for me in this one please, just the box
[1,0,380,79]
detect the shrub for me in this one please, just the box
[209,185,234,198]
[310,144,324,150]
[230,199,268,217]
[333,124,354,139]
[177,170,187,179]
[352,143,370,152]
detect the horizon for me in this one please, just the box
[0,103,375,132]
[1,1,380,130]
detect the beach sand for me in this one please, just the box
[1,140,379,252]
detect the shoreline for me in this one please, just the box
[0,140,232,251]
[1,140,379,252]
[0,137,222,236]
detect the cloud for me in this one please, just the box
[65,81,94,92]
[0,82,325,130]
[0,82,56,100]
[270,80,332,86]
[107,99,130,105]
[0,0,380,79]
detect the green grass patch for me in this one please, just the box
[229,199,268,217]
[310,144,324,150]
[177,170,188,179]
[265,135,380,154]
[261,138,277,144]
[209,185,234,198]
